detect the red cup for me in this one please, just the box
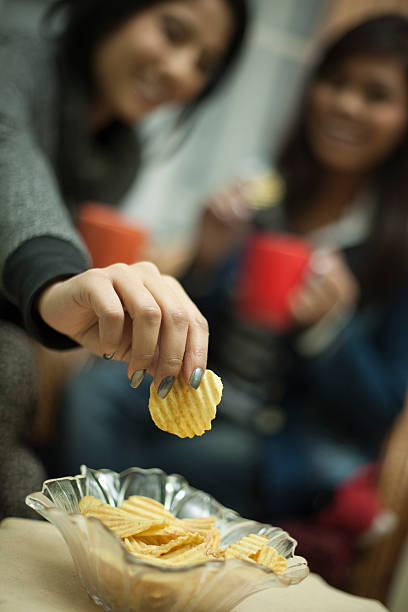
[237,232,311,330]
[77,202,148,268]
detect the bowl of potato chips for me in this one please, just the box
[26,466,308,611]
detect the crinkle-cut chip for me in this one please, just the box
[125,543,209,567]
[138,528,188,545]
[178,516,217,532]
[124,532,204,557]
[78,495,102,513]
[161,542,209,566]
[224,534,269,560]
[84,506,131,520]
[80,501,128,519]
[121,495,175,522]
[203,528,221,553]
[251,545,288,574]
[148,369,223,438]
[80,497,168,538]
[78,492,290,574]
[91,515,164,539]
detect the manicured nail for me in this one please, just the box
[157,376,175,399]
[103,352,115,360]
[130,369,146,389]
[189,368,203,390]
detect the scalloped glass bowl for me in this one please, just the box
[26,466,308,612]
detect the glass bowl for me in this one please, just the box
[26,466,308,612]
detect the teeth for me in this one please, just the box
[320,122,362,144]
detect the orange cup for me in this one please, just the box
[237,232,311,330]
[78,202,148,268]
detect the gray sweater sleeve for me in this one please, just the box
[0,33,90,346]
[0,33,89,285]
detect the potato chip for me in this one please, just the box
[161,542,209,566]
[148,369,223,438]
[250,545,287,574]
[79,494,286,575]
[178,516,217,532]
[124,532,204,557]
[138,527,187,545]
[224,534,269,560]
[121,495,175,522]
[203,528,221,556]
[78,495,102,513]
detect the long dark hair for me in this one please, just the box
[277,14,408,301]
[45,0,248,121]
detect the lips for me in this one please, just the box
[134,76,168,107]
[316,117,366,146]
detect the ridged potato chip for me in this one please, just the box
[148,369,223,438]
[224,534,269,560]
[79,495,286,574]
[79,495,102,513]
[250,545,287,575]
[121,495,175,522]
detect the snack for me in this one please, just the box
[247,170,285,209]
[148,369,223,438]
[79,494,287,574]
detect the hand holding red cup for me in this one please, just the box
[236,232,312,330]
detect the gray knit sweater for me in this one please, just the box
[0,30,140,348]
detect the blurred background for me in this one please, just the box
[0,0,327,242]
[2,1,408,609]
[3,0,408,245]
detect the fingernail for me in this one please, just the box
[103,352,115,360]
[189,368,203,390]
[157,376,175,399]
[130,369,146,389]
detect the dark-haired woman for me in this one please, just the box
[59,14,408,522]
[188,13,408,518]
[0,0,248,518]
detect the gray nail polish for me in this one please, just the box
[157,376,175,399]
[130,369,146,389]
[189,368,203,390]
[103,352,115,360]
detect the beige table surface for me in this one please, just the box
[0,518,389,612]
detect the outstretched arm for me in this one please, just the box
[37,261,208,394]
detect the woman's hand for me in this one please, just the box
[194,181,253,269]
[289,250,360,327]
[36,261,208,395]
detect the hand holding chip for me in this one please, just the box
[36,261,209,392]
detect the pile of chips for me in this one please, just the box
[148,369,223,438]
[79,495,287,574]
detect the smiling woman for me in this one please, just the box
[90,1,235,127]
[55,15,408,539]
[49,0,247,125]
[0,0,247,387]
[0,0,248,519]
[306,55,408,173]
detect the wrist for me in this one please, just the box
[35,276,71,323]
